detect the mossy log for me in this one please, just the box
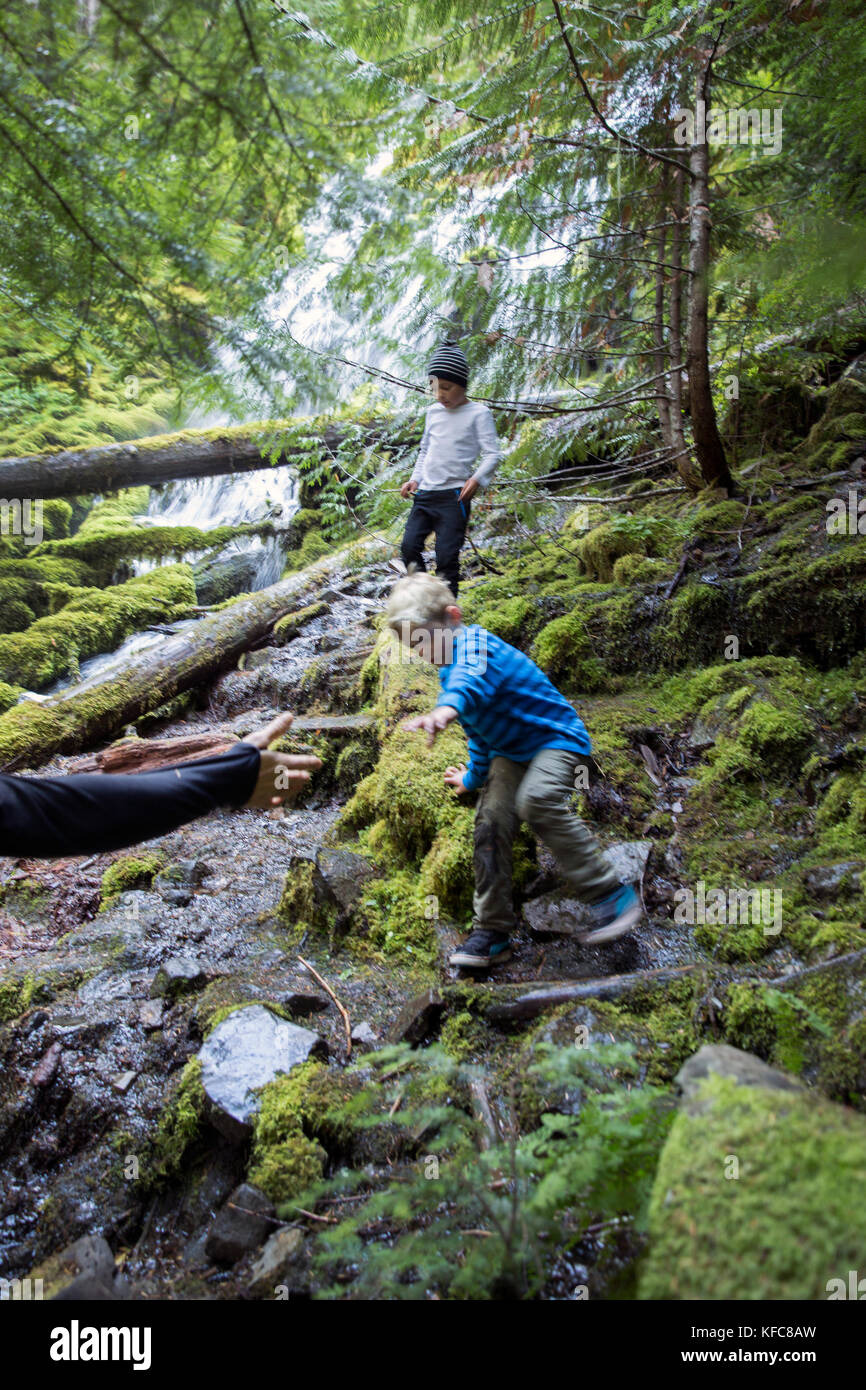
[0,540,390,771]
[71,714,379,774]
[0,420,384,501]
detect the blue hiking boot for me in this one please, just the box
[450,928,512,969]
[578,884,642,944]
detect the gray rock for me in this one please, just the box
[197,1004,326,1142]
[247,1226,310,1298]
[804,862,863,896]
[139,999,164,1031]
[676,1043,804,1116]
[150,956,208,999]
[204,1184,276,1265]
[524,840,651,936]
[387,989,444,1045]
[350,1021,377,1050]
[315,848,375,914]
[45,1234,122,1301]
[111,1071,137,1094]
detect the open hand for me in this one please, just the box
[458,477,479,504]
[402,705,458,748]
[444,764,469,794]
[241,712,322,808]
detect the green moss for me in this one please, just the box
[640,1072,866,1300]
[145,1058,206,1186]
[578,521,647,581]
[472,595,542,647]
[272,600,330,644]
[611,553,671,585]
[0,680,22,712]
[100,852,164,905]
[0,972,55,1024]
[0,563,196,689]
[248,1061,349,1203]
[531,611,608,691]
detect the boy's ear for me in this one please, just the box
[445,604,462,623]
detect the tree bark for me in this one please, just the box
[0,422,385,502]
[686,57,736,493]
[0,539,390,771]
[669,162,702,490]
[652,199,674,453]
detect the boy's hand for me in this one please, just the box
[400,480,419,499]
[402,705,458,748]
[444,764,470,794]
[458,477,479,504]
[241,712,322,808]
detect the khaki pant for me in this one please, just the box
[472,749,620,934]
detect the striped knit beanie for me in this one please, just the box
[427,342,469,387]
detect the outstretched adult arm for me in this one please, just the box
[0,713,320,859]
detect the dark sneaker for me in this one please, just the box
[450,929,512,968]
[578,884,642,944]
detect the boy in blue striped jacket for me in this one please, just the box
[388,574,642,968]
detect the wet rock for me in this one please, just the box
[150,956,208,999]
[210,669,262,716]
[387,989,444,1045]
[280,991,330,1017]
[204,1184,276,1265]
[247,1226,311,1298]
[139,999,164,1031]
[315,847,375,914]
[111,1071,137,1094]
[31,1234,117,1300]
[193,551,261,606]
[803,861,863,896]
[31,1042,63,1088]
[350,1021,377,1051]
[198,1004,327,1142]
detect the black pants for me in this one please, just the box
[400,489,471,599]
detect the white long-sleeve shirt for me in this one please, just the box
[410,401,500,492]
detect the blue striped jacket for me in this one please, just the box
[438,625,591,791]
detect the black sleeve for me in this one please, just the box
[0,741,261,859]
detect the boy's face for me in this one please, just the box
[429,375,467,409]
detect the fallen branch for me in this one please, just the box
[484,963,704,1025]
[298,954,352,1058]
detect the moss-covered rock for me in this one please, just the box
[640,1055,866,1300]
[100,853,164,906]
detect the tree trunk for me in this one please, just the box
[652,199,674,452]
[686,62,736,493]
[669,162,702,490]
[0,538,390,771]
[0,421,386,502]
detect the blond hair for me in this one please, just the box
[386,573,456,630]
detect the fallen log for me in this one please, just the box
[0,419,390,502]
[0,538,392,772]
[484,963,704,1025]
[69,713,380,774]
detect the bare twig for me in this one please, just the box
[298,954,352,1057]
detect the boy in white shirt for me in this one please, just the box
[400,342,501,599]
